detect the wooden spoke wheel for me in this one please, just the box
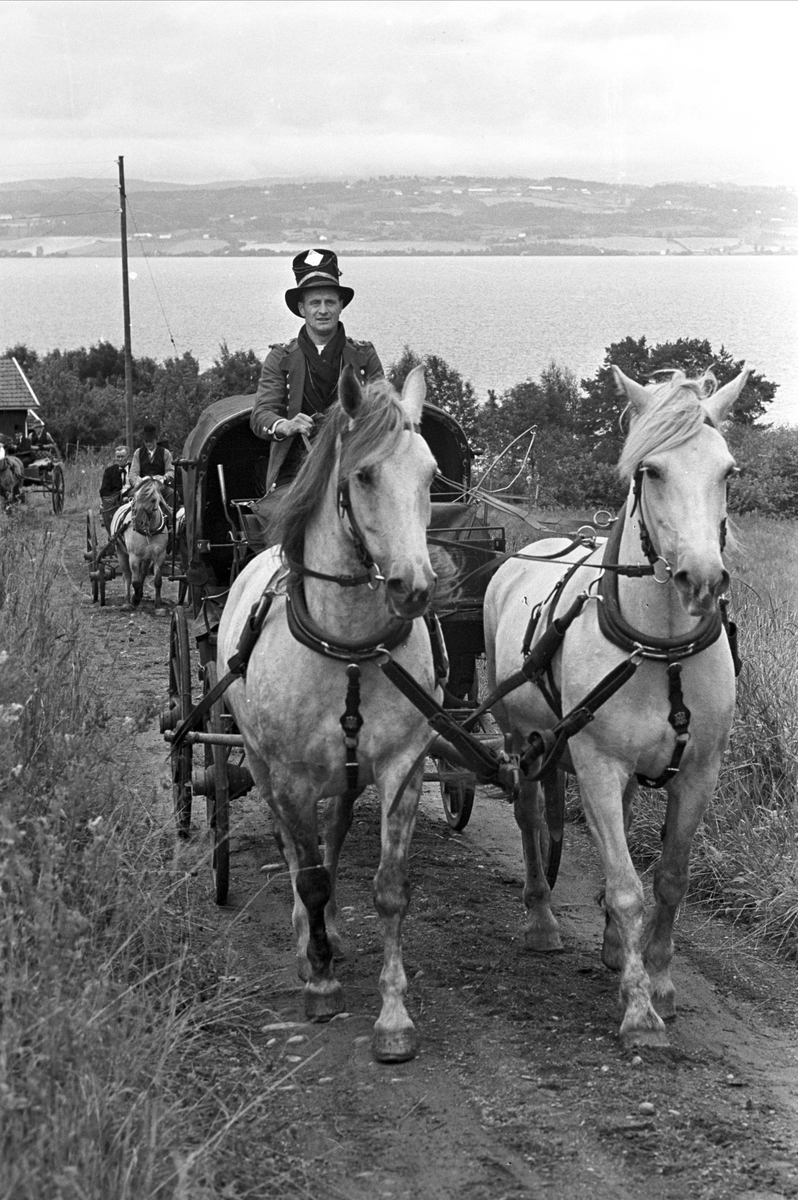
[203,662,230,906]
[541,770,565,890]
[168,606,193,839]
[51,463,65,514]
[85,511,105,604]
[439,768,476,831]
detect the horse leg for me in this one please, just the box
[514,774,562,952]
[258,761,344,1021]
[153,553,164,607]
[643,765,715,1021]
[117,546,132,604]
[371,760,422,1063]
[320,791,358,960]
[600,776,639,971]
[573,746,668,1049]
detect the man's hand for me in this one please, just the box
[273,414,314,438]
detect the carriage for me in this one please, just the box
[0,441,65,513]
[160,363,748,1059]
[160,389,508,904]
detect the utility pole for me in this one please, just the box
[118,156,134,452]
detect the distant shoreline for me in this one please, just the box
[1,242,794,260]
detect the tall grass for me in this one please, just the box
[0,521,253,1197]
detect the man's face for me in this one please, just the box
[115,449,128,466]
[143,434,157,451]
[298,288,343,341]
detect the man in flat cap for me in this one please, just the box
[250,249,383,494]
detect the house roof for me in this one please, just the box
[0,357,40,411]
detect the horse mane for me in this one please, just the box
[273,377,410,567]
[618,370,718,482]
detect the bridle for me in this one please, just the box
[630,411,730,585]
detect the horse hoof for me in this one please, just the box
[304,980,345,1022]
[523,925,564,953]
[372,1024,418,1063]
[621,1025,670,1051]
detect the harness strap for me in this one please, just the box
[636,662,691,789]
[285,556,373,588]
[286,579,412,660]
[171,583,279,752]
[339,664,364,797]
[521,653,642,781]
[598,505,724,660]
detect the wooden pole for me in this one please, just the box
[118,156,134,453]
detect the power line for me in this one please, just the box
[125,197,179,357]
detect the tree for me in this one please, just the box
[387,346,479,442]
[203,342,262,401]
[579,337,778,464]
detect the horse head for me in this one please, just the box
[614,365,750,616]
[131,477,164,536]
[337,365,438,619]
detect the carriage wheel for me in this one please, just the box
[86,511,100,603]
[439,770,476,831]
[541,770,564,890]
[51,463,65,514]
[168,606,193,839]
[203,662,230,906]
[97,555,107,607]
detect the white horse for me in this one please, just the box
[0,445,25,509]
[484,365,750,1049]
[217,366,439,1062]
[113,477,169,607]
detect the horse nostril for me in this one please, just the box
[714,569,730,597]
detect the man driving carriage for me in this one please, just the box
[250,249,384,496]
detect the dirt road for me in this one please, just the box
[68,534,798,1200]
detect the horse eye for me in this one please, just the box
[642,464,661,480]
[356,467,373,486]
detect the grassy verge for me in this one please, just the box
[0,518,281,1198]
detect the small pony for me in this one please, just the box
[484,364,750,1050]
[113,476,169,607]
[0,445,25,510]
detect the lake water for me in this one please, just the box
[2,254,797,423]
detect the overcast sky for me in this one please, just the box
[1,0,795,188]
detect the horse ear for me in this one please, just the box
[612,366,652,413]
[704,366,752,426]
[339,362,364,418]
[400,366,426,426]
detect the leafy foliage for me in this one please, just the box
[388,344,480,442]
[3,336,788,514]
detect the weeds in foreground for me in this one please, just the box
[0,524,292,1198]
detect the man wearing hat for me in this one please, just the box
[250,249,383,493]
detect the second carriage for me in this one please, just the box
[161,391,507,903]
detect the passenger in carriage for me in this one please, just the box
[250,248,384,496]
[13,426,33,465]
[99,444,131,535]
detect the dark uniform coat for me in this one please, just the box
[250,336,383,493]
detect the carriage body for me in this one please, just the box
[175,392,505,680]
[162,390,507,901]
